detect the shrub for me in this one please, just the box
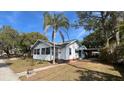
[99,47,111,63]
[99,44,124,64]
[112,44,124,64]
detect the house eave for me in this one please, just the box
[30,40,52,50]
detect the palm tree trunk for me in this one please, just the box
[53,30,56,64]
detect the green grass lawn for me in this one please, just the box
[6,58,51,73]
[20,60,124,81]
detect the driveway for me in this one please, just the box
[0,59,20,81]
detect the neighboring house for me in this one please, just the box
[31,39,87,62]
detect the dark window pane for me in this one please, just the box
[75,50,78,53]
[42,48,45,54]
[37,49,40,55]
[69,48,71,55]
[46,47,50,54]
[34,49,36,54]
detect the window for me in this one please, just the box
[42,48,45,54]
[69,48,71,55]
[37,49,40,55]
[75,49,78,53]
[41,47,50,55]
[34,49,36,54]
[46,47,50,54]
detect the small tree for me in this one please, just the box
[18,32,48,56]
[0,25,19,57]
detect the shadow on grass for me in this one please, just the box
[90,59,124,80]
[113,64,124,80]
[0,63,12,68]
[84,58,113,66]
[75,69,123,81]
[67,63,124,81]
[67,63,84,69]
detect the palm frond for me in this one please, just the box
[43,12,52,29]
[43,12,69,42]
[63,29,70,40]
[59,30,64,42]
[44,25,51,35]
[58,16,70,30]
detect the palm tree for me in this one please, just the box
[43,12,69,64]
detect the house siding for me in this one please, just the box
[33,43,53,61]
[58,42,79,60]
[66,42,79,60]
[32,40,86,62]
[58,47,66,60]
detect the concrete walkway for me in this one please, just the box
[17,63,66,77]
[0,59,20,81]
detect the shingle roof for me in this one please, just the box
[31,39,78,49]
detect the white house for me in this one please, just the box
[31,39,87,62]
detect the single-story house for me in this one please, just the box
[31,39,87,62]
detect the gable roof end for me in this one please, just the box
[30,40,52,50]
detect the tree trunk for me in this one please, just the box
[105,31,109,48]
[53,31,56,64]
[116,31,120,46]
[106,38,109,48]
